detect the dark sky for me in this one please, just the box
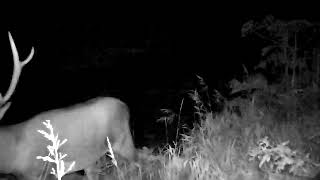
[1,13,238,101]
[1,6,320,144]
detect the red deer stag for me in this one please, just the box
[0,32,136,180]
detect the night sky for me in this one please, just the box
[1,6,320,145]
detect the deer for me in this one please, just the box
[0,32,136,180]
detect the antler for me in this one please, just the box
[0,32,35,120]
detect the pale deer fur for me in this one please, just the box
[0,32,136,180]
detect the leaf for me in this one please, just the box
[241,20,254,37]
[66,161,75,173]
[259,154,271,168]
[37,130,51,140]
[60,139,67,147]
[60,153,67,160]
[261,45,278,56]
[48,145,54,156]
[51,168,57,176]
[36,156,55,163]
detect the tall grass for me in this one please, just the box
[35,75,320,180]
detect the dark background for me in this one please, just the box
[1,6,320,146]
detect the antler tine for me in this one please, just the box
[8,32,35,67]
[0,32,34,118]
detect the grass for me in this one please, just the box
[34,74,320,180]
[111,75,320,180]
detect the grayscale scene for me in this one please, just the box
[1,5,320,180]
